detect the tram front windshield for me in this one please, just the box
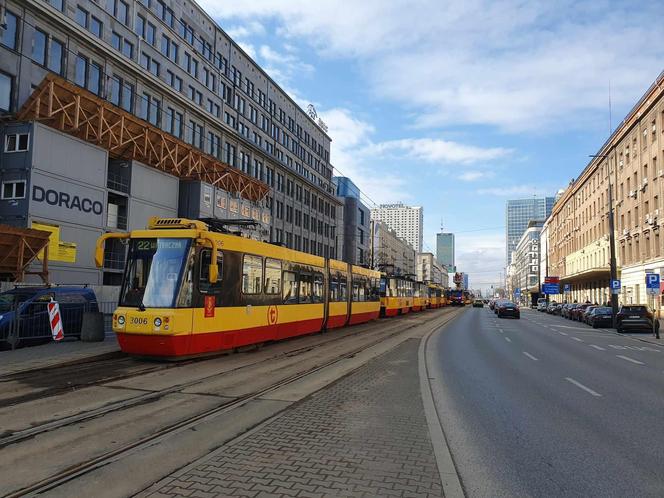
[120,238,191,308]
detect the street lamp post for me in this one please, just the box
[591,153,619,327]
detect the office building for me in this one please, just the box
[547,71,664,305]
[506,196,554,265]
[436,232,455,272]
[370,203,423,252]
[511,220,543,304]
[334,176,370,265]
[0,0,340,284]
[416,252,447,287]
[371,221,416,276]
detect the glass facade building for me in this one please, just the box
[436,232,455,272]
[506,197,554,265]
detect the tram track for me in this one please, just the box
[3,307,463,498]
[0,309,453,450]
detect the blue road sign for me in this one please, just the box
[542,283,560,295]
[514,288,521,297]
[646,273,660,295]
[610,279,621,294]
[563,284,571,292]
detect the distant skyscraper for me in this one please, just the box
[370,203,423,252]
[436,233,455,272]
[506,197,555,265]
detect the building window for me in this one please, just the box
[163,106,182,138]
[45,0,64,10]
[5,133,29,152]
[106,0,129,25]
[109,75,134,112]
[32,29,47,65]
[1,180,26,200]
[139,92,160,126]
[140,52,160,76]
[75,55,102,95]
[0,72,13,112]
[0,11,18,50]
[48,38,64,74]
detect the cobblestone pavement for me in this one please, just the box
[141,338,443,497]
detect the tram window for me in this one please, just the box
[177,256,194,306]
[370,278,380,301]
[299,273,313,304]
[352,280,360,302]
[264,258,281,294]
[329,277,339,301]
[282,271,298,303]
[199,250,223,293]
[242,254,263,294]
[339,277,347,301]
[312,273,323,303]
[388,278,398,298]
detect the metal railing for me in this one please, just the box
[107,172,130,194]
[0,301,117,350]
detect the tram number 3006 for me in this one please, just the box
[130,317,149,325]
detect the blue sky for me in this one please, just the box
[200,0,664,292]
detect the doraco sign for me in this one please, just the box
[32,185,103,215]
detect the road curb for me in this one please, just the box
[419,308,466,498]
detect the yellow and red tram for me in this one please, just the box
[95,218,381,357]
[379,274,415,316]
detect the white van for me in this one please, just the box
[537,298,547,311]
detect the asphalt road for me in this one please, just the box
[429,306,664,497]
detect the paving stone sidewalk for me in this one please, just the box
[0,336,120,376]
[140,338,443,498]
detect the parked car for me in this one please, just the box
[587,307,614,328]
[572,303,591,321]
[562,304,577,319]
[581,306,597,323]
[616,305,660,333]
[552,304,563,315]
[473,299,484,308]
[537,298,548,312]
[0,286,98,349]
[497,301,520,319]
[546,302,558,314]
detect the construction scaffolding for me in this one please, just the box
[0,224,51,283]
[17,74,269,203]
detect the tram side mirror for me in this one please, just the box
[209,262,219,284]
[94,244,104,268]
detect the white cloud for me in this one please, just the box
[321,108,408,204]
[455,232,506,290]
[364,138,510,164]
[225,21,266,40]
[458,171,490,182]
[477,185,553,197]
[202,0,664,132]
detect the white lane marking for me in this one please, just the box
[565,377,602,397]
[609,344,661,352]
[572,337,584,342]
[498,328,503,333]
[559,331,568,336]
[505,336,512,343]
[590,344,606,351]
[523,351,539,361]
[616,355,645,365]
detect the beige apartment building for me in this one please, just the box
[547,70,664,305]
[371,221,416,276]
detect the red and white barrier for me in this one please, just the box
[48,300,64,341]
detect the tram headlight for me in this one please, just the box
[117,315,125,326]
[154,317,162,328]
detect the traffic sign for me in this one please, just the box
[542,283,560,295]
[545,276,560,284]
[610,279,621,295]
[563,284,571,293]
[514,288,521,297]
[646,273,660,295]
